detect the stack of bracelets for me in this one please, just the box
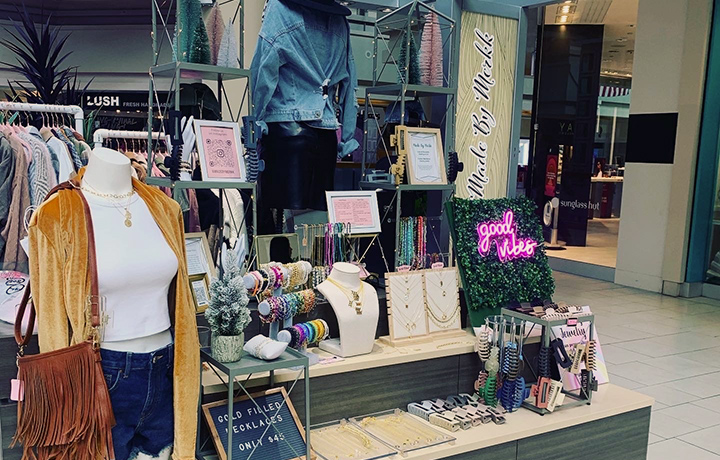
[259,289,317,323]
[247,261,312,296]
[282,319,330,349]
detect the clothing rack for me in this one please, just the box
[0,102,84,134]
[93,129,163,148]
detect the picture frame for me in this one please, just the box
[202,387,310,460]
[325,190,382,235]
[185,232,217,279]
[403,127,447,185]
[193,119,247,181]
[189,274,210,313]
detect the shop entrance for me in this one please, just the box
[525,0,638,270]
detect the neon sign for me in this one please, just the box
[477,210,538,262]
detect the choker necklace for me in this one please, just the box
[81,181,136,227]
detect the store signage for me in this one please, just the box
[477,210,537,262]
[456,12,518,199]
[83,91,170,111]
[202,388,309,460]
[545,154,558,197]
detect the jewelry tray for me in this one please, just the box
[349,409,456,456]
[310,419,397,460]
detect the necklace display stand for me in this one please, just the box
[318,262,379,357]
[424,268,465,339]
[381,271,433,347]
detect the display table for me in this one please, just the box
[200,330,653,460]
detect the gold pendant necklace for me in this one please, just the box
[327,278,364,314]
[81,181,136,228]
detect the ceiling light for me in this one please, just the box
[561,5,571,13]
[559,16,568,23]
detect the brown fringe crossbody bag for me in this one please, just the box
[11,181,116,460]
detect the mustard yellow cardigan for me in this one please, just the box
[28,169,199,460]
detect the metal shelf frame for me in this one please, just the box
[360,181,455,269]
[197,348,311,460]
[501,308,596,415]
[147,0,257,266]
[361,1,458,182]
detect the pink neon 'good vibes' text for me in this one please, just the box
[476,210,538,263]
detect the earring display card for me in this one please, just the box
[311,420,396,460]
[349,409,455,456]
[385,272,429,340]
[424,268,461,333]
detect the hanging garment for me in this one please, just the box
[29,127,59,181]
[54,128,83,170]
[0,136,30,273]
[41,127,75,182]
[17,130,57,206]
[251,0,359,158]
[0,134,16,263]
[28,168,199,459]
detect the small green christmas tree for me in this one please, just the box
[204,255,251,337]
[397,29,421,84]
[189,21,211,64]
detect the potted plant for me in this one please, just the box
[205,256,251,363]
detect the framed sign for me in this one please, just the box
[325,190,381,234]
[185,232,216,279]
[202,387,310,460]
[405,127,447,185]
[190,274,210,313]
[194,119,247,181]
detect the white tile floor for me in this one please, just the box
[554,272,720,459]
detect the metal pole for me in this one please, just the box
[227,374,234,460]
[395,190,402,269]
[304,361,311,460]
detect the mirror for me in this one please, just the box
[255,233,300,265]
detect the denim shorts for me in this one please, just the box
[101,344,174,460]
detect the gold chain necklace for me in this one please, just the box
[326,278,364,314]
[81,181,136,227]
[391,297,425,334]
[425,271,456,298]
[425,272,460,328]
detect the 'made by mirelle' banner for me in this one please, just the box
[456,12,518,199]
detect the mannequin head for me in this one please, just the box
[83,147,133,195]
[282,0,351,16]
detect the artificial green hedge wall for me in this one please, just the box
[447,196,554,323]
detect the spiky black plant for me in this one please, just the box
[204,253,251,337]
[1,5,76,105]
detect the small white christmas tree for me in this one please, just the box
[204,253,250,336]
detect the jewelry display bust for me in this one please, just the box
[318,262,379,357]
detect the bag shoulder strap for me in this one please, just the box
[15,179,101,348]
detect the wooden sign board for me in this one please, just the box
[202,387,310,460]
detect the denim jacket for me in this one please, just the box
[251,0,359,158]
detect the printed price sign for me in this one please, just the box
[202,388,310,460]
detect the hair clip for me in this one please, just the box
[551,338,573,369]
[547,380,565,412]
[585,340,597,371]
[570,344,584,375]
[446,395,468,407]
[475,329,491,362]
[456,407,483,427]
[429,411,461,432]
[407,401,436,421]
[531,377,552,409]
[463,404,491,424]
[459,392,481,407]
[451,408,474,430]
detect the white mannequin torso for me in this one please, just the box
[317,263,378,357]
[82,148,174,354]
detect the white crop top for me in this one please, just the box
[84,192,178,343]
